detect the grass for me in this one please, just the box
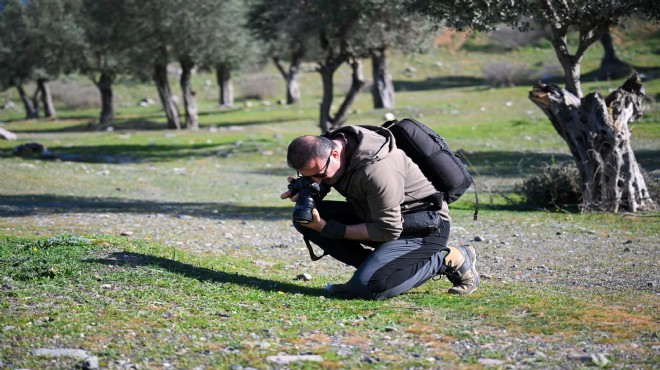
[1,234,657,369]
[0,24,659,369]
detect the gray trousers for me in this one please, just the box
[295,201,450,300]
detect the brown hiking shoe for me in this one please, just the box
[443,246,479,295]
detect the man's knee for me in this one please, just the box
[348,276,392,300]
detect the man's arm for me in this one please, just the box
[301,208,371,241]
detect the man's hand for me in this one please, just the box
[280,177,299,201]
[300,208,327,232]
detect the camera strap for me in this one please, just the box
[303,235,326,261]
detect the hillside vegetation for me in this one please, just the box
[0,25,659,369]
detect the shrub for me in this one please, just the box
[482,61,535,87]
[516,162,582,211]
[236,74,280,100]
[50,79,100,110]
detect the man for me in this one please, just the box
[281,125,479,300]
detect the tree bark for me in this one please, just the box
[549,26,583,98]
[317,55,343,132]
[31,86,40,118]
[153,62,181,130]
[273,53,302,104]
[16,85,38,119]
[97,72,115,124]
[180,58,199,130]
[370,47,394,109]
[36,78,56,118]
[529,73,655,213]
[216,64,233,108]
[333,57,366,128]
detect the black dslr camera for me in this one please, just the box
[288,176,329,224]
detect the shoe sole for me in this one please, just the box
[448,246,480,295]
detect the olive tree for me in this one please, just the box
[0,0,84,119]
[412,0,658,212]
[248,0,317,105]
[78,0,135,124]
[0,0,38,118]
[204,0,266,109]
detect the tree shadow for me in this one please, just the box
[2,141,276,163]
[6,111,309,134]
[393,76,486,91]
[87,251,328,297]
[0,194,291,219]
[460,149,658,178]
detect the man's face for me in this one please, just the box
[298,150,340,185]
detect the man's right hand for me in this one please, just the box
[280,177,298,201]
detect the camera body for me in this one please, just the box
[288,177,327,224]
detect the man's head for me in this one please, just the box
[287,135,341,183]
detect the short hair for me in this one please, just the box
[287,135,334,169]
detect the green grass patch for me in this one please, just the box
[1,234,657,368]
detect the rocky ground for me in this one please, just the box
[1,203,658,368]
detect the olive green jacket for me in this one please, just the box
[326,125,449,242]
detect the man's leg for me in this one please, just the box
[347,222,451,300]
[293,201,372,268]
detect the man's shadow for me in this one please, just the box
[88,251,329,297]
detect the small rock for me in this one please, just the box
[101,284,113,289]
[296,273,312,281]
[266,354,323,365]
[84,356,99,370]
[474,236,484,242]
[590,353,609,367]
[478,358,505,366]
[120,231,134,236]
[32,348,90,360]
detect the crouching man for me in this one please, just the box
[280,125,479,300]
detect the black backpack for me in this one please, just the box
[383,118,478,220]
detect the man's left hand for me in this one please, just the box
[300,208,327,232]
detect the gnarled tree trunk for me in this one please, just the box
[370,47,394,109]
[16,85,38,119]
[529,73,655,212]
[153,62,181,130]
[273,54,302,104]
[97,72,115,124]
[216,64,233,108]
[180,58,199,130]
[333,57,365,128]
[317,53,343,132]
[598,32,631,80]
[36,78,56,118]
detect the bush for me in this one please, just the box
[482,61,535,87]
[236,74,281,100]
[516,162,582,211]
[487,26,550,50]
[51,79,100,110]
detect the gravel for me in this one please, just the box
[1,204,658,368]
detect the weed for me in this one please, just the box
[516,162,582,211]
